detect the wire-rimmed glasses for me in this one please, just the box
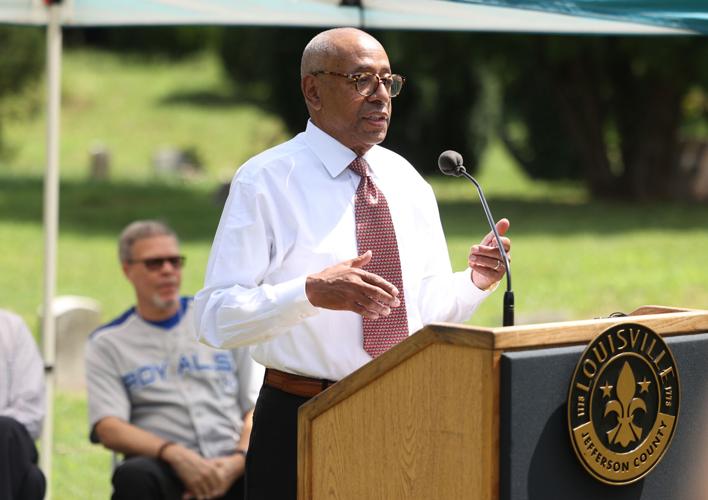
[311,71,406,97]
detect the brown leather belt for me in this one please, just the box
[264,368,336,398]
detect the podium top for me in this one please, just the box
[299,306,708,422]
[448,305,708,351]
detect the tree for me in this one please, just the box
[217,29,708,199]
[378,30,489,175]
[0,26,44,158]
[218,28,490,175]
[66,26,220,59]
[497,35,708,200]
[219,26,317,133]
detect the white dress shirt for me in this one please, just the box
[0,310,45,440]
[194,121,491,381]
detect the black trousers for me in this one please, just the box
[0,416,46,500]
[112,455,245,500]
[245,385,311,500]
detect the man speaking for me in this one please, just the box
[195,27,511,500]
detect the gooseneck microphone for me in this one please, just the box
[438,150,514,327]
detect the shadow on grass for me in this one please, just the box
[439,196,708,238]
[158,88,255,109]
[2,175,708,242]
[0,175,225,242]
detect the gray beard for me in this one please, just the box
[151,294,178,311]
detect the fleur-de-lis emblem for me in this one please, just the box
[604,362,647,447]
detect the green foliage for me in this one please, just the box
[219,27,317,133]
[495,35,708,199]
[216,28,708,198]
[495,36,585,181]
[378,30,488,174]
[0,26,44,97]
[66,26,221,60]
[0,26,44,158]
[217,29,491,174]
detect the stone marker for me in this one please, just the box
[89,144,110,181]
[40,296,102,393]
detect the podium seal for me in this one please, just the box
[567,323,680,485]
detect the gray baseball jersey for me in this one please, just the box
[85,297,263,458]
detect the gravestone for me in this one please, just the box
[153,147,183,176]
[89,144,110,181]
[678,140,708,201]
[41,296,102,392]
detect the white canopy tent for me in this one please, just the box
[0,0,700,496]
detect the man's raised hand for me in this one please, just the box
[469,218,511,291]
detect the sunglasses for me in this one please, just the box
[129,255,186,271]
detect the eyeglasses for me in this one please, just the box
[311,71,406,98]
[129,255,186,271]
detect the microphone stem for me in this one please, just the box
[461,171,512,291]
[460,170,514,327]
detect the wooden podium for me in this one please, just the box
[298,307,708,500]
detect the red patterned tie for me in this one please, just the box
[349,157,409,357]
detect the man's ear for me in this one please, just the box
[302,75,322,111]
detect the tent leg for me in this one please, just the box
[40,4,62,499]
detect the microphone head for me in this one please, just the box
[438,150,466,177]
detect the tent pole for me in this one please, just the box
[40,3,62,498]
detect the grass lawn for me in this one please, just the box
[3,49,289,182]
[1,48,707,498]
[53,393,112,498]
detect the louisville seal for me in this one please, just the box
[567,323,680,485]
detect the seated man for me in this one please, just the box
[86,220,263,500]
[0,309,46,500]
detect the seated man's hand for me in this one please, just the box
[161,444,221,499]
[201,453,247,498]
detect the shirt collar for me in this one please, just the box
[304,120,379,179]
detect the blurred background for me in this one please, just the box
[1,11,707,497]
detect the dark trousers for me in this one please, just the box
[112,455,245,500]
[0,416,46,500]
[245,385,310,500]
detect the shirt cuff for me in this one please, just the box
[276,275,319,321]
[457,267,495,301]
